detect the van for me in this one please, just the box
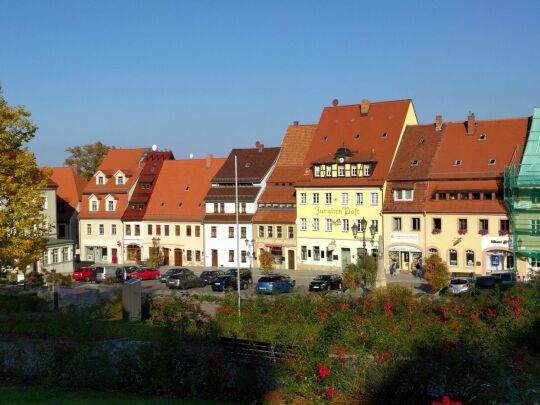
[94,266,117,283]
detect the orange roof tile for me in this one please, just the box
[252,209,296,223]
[144,157,226,221]
[205,186,261,202]
[296,99,414,187]
[48,167,87,222]
[203,213,253,223]
[212,147,280,183]
[258,187,296,204]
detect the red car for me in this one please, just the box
[129,267,160,280]
[72,266,95,282]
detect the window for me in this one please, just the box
[393,217,402,231]
[449,193,458,200]
[195,250,201,262]
[258,226,264,238]
[412,217,421,231]
[341,193,349,205]
[301,246,307,260]
[433,218,442,233]
[458,219,468,233]
[342,219,349,233]
[500,220,509,233]
[449,249,458,266]
[125,225,132,236]
[313,246,320,261]
[325,193,332,205]
[187,250,192,261]
[99,224,104,235]
[312,218,319,231]
[371,220,378,233]
[326,218,332,232]
[239,203,246,213]
[229,226,234,238]
[371,192,378,206]
[394,189,414,201]
[314,165,320,177]
[228,250,234,262]
[195,225,201,237]
[164,225,169,236]
[97,176,104,185]
[52,249,59,264]
[364,165,371,176]
[91,200,98,212]
[338,165,345,177]
[533,190,540,204]
[213,203,218,213]
[488,159,496,165]
[313,193,319,205]
[428,248,439,256]
[454,160,462,166]
[117,175,124,185]
[355,193,363,205]
[211,226,217,238]
[276,226,282,238]
[135,224,140,236]
[288,226,294,238]
[472,192,481,200]
[479,134,487,140]
[351,165,357,176]
[460,192,469,200]
[241,250,247,263]
[532,219,540,236]
[484,192,493,200]
[466,250,475,267]
[479,219,489,234]
[300,218,307,231]
[42,251,49,265]
[107,200,114,211]
[62,247,69,262]
[186,225,192,236]
[300,193,307,205]
[147,224,153,235]
[155,225,161,236]
[241,226,246,239]
[410,160,419,167]
[267,226,273,238]
[175,225,180,236]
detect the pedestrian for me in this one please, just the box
[390,260,397,277]
[115,267,123,283]
[416,259,423,279]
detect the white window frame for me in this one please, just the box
[314,166,320,177]
[341,192,348,205]
[370,192,379,206]
[325,193,332,205]
[325,218,332,232]
[97,176,104,185]
[465,250,475,267]
[111,224,117,235]
[86,224,92,235]
[300,218,307,231]
[364,165,371,177]
[355,192,363,205]
[338,165,345,177]
[449,249,458,266]
[107,200,114,212]
[342,218,349,233]
[300,193,307,205]
[312,218,319,231]
[393,217,402,231]
[116,175,124,185]
[99,224,105,235]
[313,193,319,205]
[351,165,357,176]
[91,200,98,212]
[394,189,414,201]
[371,219,378,233]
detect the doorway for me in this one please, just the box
[111,248,118,264]
[174,248,182,266]
[162,248,170,266]
[341,248,351,270]
[287,250,295,270]
[211,249,218,267]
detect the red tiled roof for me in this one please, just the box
[80,194,129,219]
[144,157,226,221]
[382,181,429,213]
[212,147,280,183]
[252,209,296,223]
[296,99,414,187]
[258,187,296,204]
[48,167,87,222]
[203,214,253,223]
[205,186,261,202]
[425,180,506,213]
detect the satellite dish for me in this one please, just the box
[151,144,157,151]
[189,153,194,159]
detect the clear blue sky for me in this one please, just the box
[1,0,539,166]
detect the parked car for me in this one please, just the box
[474,276,497,291]
[309,274,343,292]
[256,274,295,294]
[72,266,95,282]
[159,267,194,283]
[491,271,516,285]
[129,267,160,280]
[211,275,249,292]
[166,273,206,290]
[224,268,253,285]
[200,270,225,285]
[447,278,470,295]
[94,266,117,283]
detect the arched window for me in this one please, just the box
[448,249,458,266]
[428,248,439,257]
[466,250,475,267]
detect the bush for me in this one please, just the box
[259,250,273,274]
[343,255,377,291]
[423,254,449,291]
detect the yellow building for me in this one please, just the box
[295,99,417,270]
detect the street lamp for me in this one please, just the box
[245,239,254,273]
[352,217,368,262]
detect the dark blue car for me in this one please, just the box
[211,275,249,292]
[255,274,295,294]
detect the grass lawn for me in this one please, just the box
[0,387,243,405]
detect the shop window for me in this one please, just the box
[465,250,475,266]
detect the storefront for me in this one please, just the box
[387,233,422,272]
[482,236,514,273]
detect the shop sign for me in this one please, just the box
[314,206,362,217]
[481,236,510,250]
[389,233,419,244]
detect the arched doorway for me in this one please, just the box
[162,248,170,266]
[484,248,513,273]
[127,244,141,264]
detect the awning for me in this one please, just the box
[388,245,422,253]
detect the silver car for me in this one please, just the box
[448,278,469,295]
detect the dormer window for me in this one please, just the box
[410,160,419,167]
[351,165,357,176]
[338,165,345,177]
[354,133,360,140]
[394,189,414,201]
[363,164,372,177]
[479,134,487,140]
[488,159,496,165]
[454,160,462,166]
[97,176,104,185]
[90,200,98,212]
[117,175,124,185]
[381,132,388,138]
[313,165,320,177]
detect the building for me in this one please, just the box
[295,98,418,270]
[122,149,174,264]
[79,148,147,264]
[143,155,225,267]
[252,122,317,270]
[505,107,540,275]
[203,143,280,267]
[384,113,529,275]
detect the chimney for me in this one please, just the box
[258,143,264,152]
[467,113,476,135]
[332,99,339,107]
[292,121,299,126]
[435,115,443,131]
[205,153,213,169]
[360,99,370,116]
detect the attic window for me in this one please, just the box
[178,202,183,208]
[381,132,388,138]
[322,136,328,141]
[488,159,496,165]
[185,186,190,191]
[97,176,104,185]
[479,134,487,140]
[244,162,251,168]
[410,160,419,167]
[354,133,360,140]
[198,203,202,207]
[160,202,165,207]
[454,160,462,166]
[419,138,425,144]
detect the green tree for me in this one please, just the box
[0,87,50,270]
[64,141,114,180]
[258,250,273,274]
[423,254,449,291]
[343,255,377,291]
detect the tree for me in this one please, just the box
[423,254,450,291]
[64,141,114,180]
[343,255,377,291]
[259,250,273,274]
[0,87,50,270]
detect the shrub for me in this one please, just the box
[423,255,449,291]
[343,255,377,291]
[259,250,273,274]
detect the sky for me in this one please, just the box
[1,0,539,166]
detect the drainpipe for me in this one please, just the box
[423,210,427,260]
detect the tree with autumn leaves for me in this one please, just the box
[0,87,50,271]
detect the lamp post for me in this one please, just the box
[245,239,254,273]
[151,237,161,266]
[352,217,368,262]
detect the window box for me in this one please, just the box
[432,228,441,235]
[478,229,488,236]
[458,228,467,235]
[498,229,509,236]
